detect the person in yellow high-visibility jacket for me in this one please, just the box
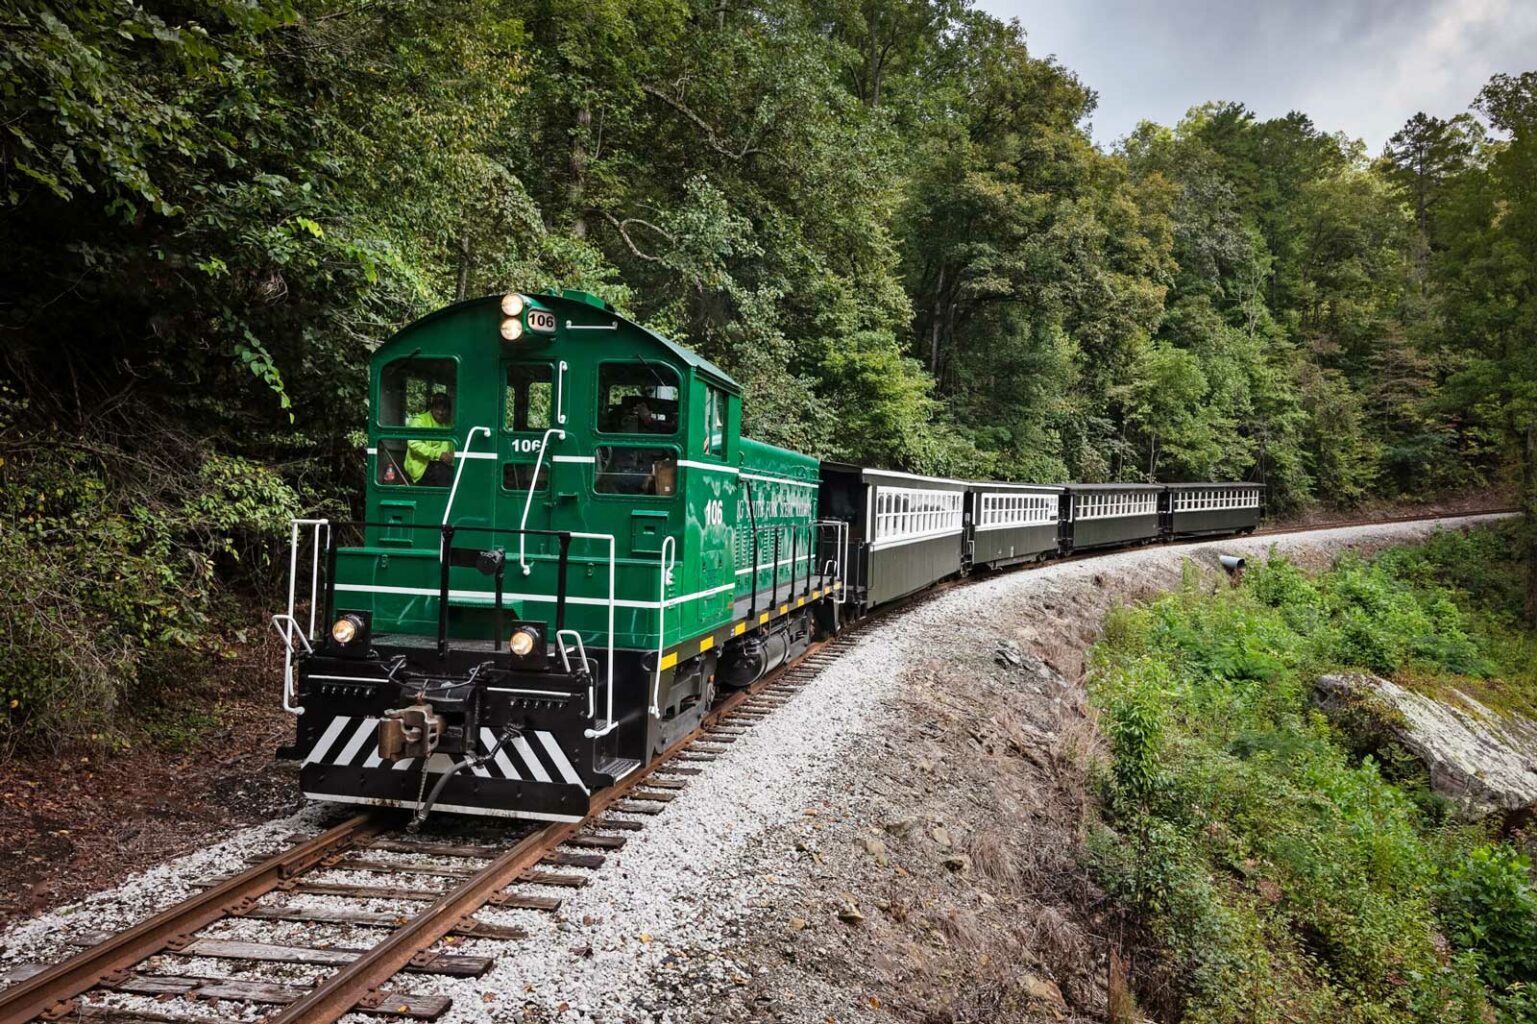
[403,393,456,485]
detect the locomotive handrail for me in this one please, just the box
[278,517,331,715]
[280,518,617,718]
[442,425,492,529]
[518,426,567,576]
[814,518,849,599]
[270,613,312,715]
[648,535,677,718]
[573,530,618,738]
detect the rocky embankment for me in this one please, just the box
[1317,673,1537,820]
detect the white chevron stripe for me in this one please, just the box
[536,730,588,792]
[334,718,378,766]
[511,735,552,783]
[302,716,350,766]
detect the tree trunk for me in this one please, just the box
[929,264,945,376]
[454,225,471,301]
[1525,423,1537,625]
[868,17,886,109]
[570,105,591,238]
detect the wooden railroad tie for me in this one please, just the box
[165,938,491,977]
[97,971,450,1019]
[358,838,498,859]
[596,817,646,831]
[234,903,523,941]
[287,880,560,912]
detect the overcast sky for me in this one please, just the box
[976,0,1537,153]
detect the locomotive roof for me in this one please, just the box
[373,291,740,391]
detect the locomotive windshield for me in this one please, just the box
[598,362,679,435]
[378,356,456,426]
[505,363,554,432]
[376,355,457,487]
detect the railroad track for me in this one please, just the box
[1252,505,1517,538]
[0,507,1512,1024]
[0,638,854,1024]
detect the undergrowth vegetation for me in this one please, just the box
[1086,524,1537,1023]
[0,389,308,753]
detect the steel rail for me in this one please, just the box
[266,650,823,1024]
[0,814,381,1024]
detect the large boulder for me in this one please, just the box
[1315,673,1537,819]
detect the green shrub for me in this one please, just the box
[0,407,302,752]
[1440,845,1537,995]
[1085,532,1535,1023]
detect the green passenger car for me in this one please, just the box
[279,291,840,822]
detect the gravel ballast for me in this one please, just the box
[0,515,1508,1023]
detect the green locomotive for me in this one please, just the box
[275,289,1264,823]
[277,291,840,823]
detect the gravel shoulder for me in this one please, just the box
[0,515,1508,1023]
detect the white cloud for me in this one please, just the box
[980,0,1537,150]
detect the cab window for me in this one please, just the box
[598,363,679,435]
[376,437,455,487]
[702,386,727,457]
[379,357,456,428]
[595,446,677,495]
[505,364,553,432]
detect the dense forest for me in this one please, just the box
[2,0,1535,746]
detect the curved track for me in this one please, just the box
[0,508,1512,1024]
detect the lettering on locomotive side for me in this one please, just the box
[740,493,814,520]
[704,498,725,527]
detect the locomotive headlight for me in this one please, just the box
[499,316,524,342]
[331,614,364,645]
[500,291,525,317]
[508,626,540,657]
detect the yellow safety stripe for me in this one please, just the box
[654,585,837,675]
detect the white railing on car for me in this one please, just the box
[575,531,619,738]
[648,535,677,719]
[816,518,849,596]
[272,517,329,715]
[273,510,619,733]
[442,425,493,530]
[519,427,567,575]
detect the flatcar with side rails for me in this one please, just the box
[273,290,1264,823]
